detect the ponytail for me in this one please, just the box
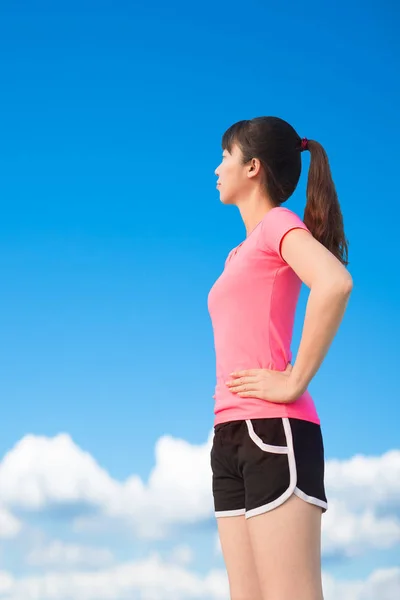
[303,140,349,266]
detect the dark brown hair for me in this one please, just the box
[222,117,349,266]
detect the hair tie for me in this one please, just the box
[300,137,309,151]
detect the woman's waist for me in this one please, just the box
[213,389,319,425]
[215,355,293,380]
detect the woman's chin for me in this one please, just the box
[218,191,230,204]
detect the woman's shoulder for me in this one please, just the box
[261,206,305,228]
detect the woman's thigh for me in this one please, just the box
[246,494,324,600]
[217,515,263,600]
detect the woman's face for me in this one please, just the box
[215,143,252,205]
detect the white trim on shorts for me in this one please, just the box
[245,417,297,519]
[294,486,328,511]
[245,418,289,454]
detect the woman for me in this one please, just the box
[208,116,352,600]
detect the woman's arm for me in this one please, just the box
[281,228,353,400]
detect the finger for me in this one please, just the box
[229,383,259,394]
[226,376,259,388]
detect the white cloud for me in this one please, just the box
[0,561,399,600]
[0,433,399,558]
[322,499,400,557]
[0,506,22,539]
[0,572,14,596]
[0,431,214,540]
[0,555,229,600]
[26,540,114,569]
[0,434,119,511]
[322,567,400,600]
[1,431,399,599]
[169,544,194,566]
[214,532,221,556]
[325,450,400,513]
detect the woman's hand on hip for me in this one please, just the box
[225,363,299,404]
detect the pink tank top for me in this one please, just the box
[207,206,320,426]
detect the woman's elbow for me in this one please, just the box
[314,272,353,296]
[331,273,353,296]
[340,272,353,294]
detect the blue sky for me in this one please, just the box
[0,1,399,598]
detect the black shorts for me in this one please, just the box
[210,417,328,518]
